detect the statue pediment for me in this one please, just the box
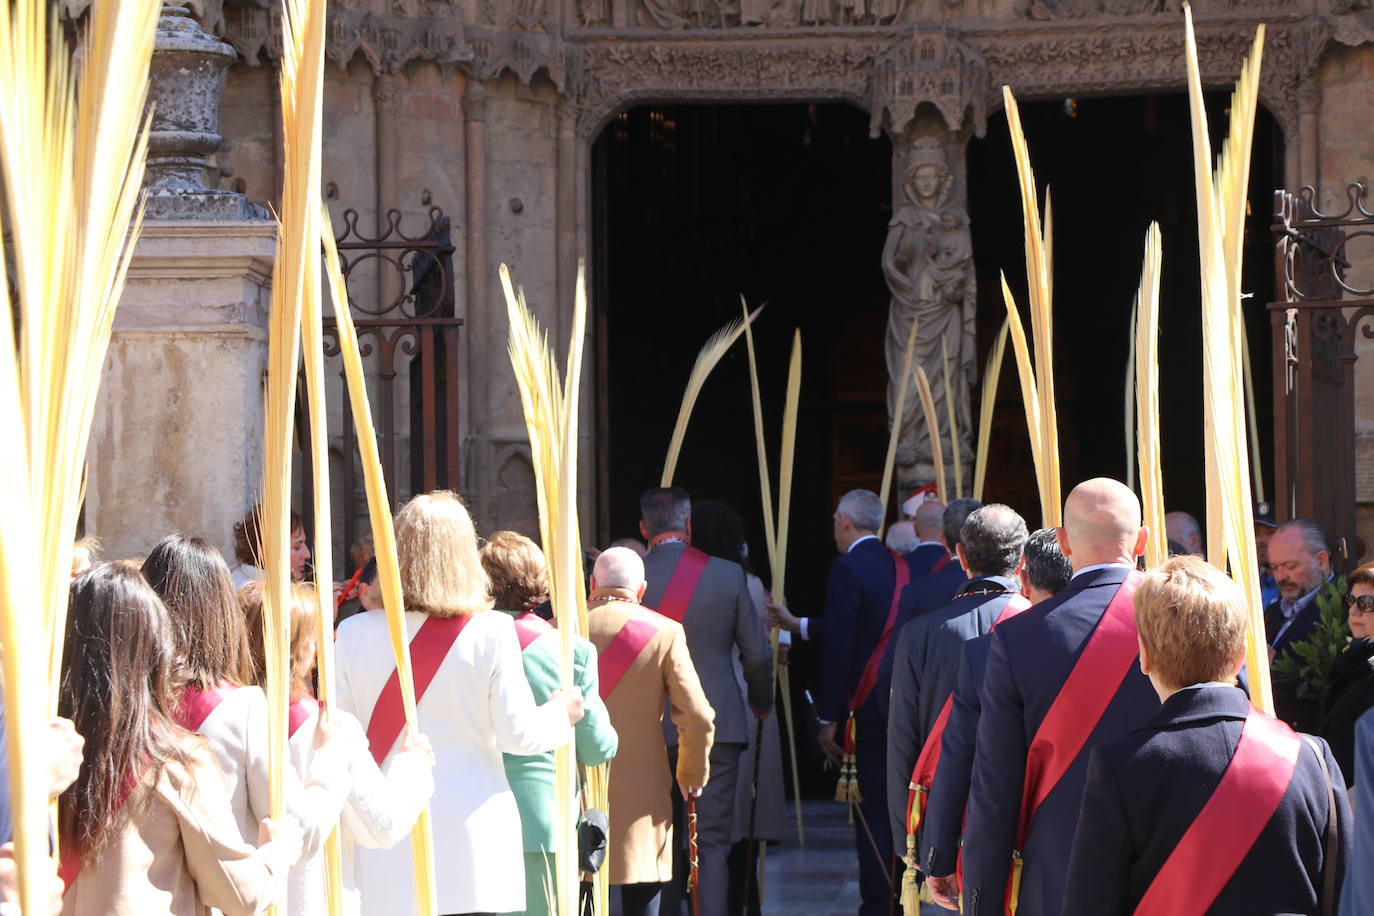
[870,30,989,137]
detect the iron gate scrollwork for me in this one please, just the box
[1269,184,1374,569]
[305,206,463,570]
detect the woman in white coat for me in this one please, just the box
[335,490,583,916]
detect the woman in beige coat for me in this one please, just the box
[58,562,302,916]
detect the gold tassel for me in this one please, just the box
[900,835,922,916]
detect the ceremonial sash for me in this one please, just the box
[174,682,238,732]
[906,594,1032,835]
[599,607,667,699]
[655,546,710,622]
[1132,711,1301,916]
[847,549,913,716]
[927,552,952,575]
[366,614,471,764]
[514,610,552,651]
[1005,571,1143,915]
[289,696,318,738]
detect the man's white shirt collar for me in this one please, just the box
[848,534,880,553]
[1069,561,1135,582]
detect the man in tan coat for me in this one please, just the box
[588,547,715,916]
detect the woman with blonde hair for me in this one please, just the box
[335,491,583,916]
[58,562,303,915]
[240,581,437,915]
[480,531,618,916]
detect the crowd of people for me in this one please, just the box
[2,474,1369,916]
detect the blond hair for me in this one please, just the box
[1135,555,1248,690]
[394,490,492,618]
[239,579,318,699]
[480,531,549,612]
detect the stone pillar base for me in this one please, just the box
[86,219,275,563]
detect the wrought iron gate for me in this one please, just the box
[1269,184,1374,568]
[302,206,462,570]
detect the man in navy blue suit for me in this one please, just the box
[811,489,910,916]
[960,478,1159,916]
[1064,555,1350,915]
[886,504,1028,857]
[901,499,978,621]
[920,527,1072,908]
[1265,518,1336,732]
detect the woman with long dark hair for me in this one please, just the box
[141,534,353,860]
[58,562,301,914]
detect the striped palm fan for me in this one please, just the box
[502,262,589,916]
[912,366,946,504]
[878,316,921,536]
[0,0,158,908]
[322,209,438,912]
[1001,86,1062,526]
[661,307,763,486]
[1134,223,1168,570]
[973,318,1009,501]
[1182,6,1271,713]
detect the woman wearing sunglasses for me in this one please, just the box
[1318,561,1374,786]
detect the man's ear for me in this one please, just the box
[1133,526,1149,559]
[1317,549,1331,574]
[636,582,648,602]
[639,520,650,541]
[955,543,972,576]
[685,517,693,542]
[1137,632,1152,676]
[1056,526,1072,558]
[588,573,599,592]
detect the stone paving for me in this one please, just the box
[760,801,865,915]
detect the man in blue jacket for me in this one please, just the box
[1265,518,1336,732]
[1064,556,1349,915]
[960,478,1158,916]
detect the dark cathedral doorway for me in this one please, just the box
[968,93,1283,527]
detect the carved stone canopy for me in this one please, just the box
[870,30,988,138]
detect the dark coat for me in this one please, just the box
[1339,707,1374,916]
[1064,685,1350,916]
[815,537,908,726]
[961,565,1160,916]
[921,632,992,877]
[1268,584,1334,733]
[885,576,1021,852]
[899,543,967,621]
[1319,638,1374,787]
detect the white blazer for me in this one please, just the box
[194,685,352,856]
[334,608,572,915]
[286,704,435,915]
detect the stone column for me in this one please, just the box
[462,83,493,529]
[85,3,273,562]
[1294,81,1321,200]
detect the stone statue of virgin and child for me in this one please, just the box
[883,136,977,490]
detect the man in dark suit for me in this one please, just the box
[886,504,1028,856]
[1265,518,1336,731]
[1064,555,1350,915]
[639,486,773,916]
[812,488,909,916]
[921,528,1072,907]
[961,478,1159,916]
[901,499,978,621]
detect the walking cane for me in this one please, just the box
[741,714,766,910]
[687,794,701,916]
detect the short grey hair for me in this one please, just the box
[1023,528,1072,595]
[944,498,983,551]
[593,547,646,591]
[960,504,1027,578]
[885,521,919,555]
[1275,518,1329,557]
[836,489,884,534]
[640,487,692,537]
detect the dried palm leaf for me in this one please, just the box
[941,337,963,499]
[322,210,438,913]
[973,319,1009,501]
[741,297,777,568]
[1240,318,1265,505]
[661,307,764,487]
[1183,4,1270,712]
[1134,223,1167,570]
[879,317,920,536]
[1125,298,1138,494]
[1000,273,1050,522]
[913,367,946,504]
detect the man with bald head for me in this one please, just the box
[1164,510,1204,556]
[960,479,1159,916]
[587,547,715,916]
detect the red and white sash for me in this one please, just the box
[366,614,471,764]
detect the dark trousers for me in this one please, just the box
[726,840,761,916]
[617,882,664,916]
[854,722,895,916]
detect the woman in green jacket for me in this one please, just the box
[482,531,619,915]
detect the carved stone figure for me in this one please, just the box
[883,137,976,488]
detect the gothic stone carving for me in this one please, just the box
[870,30,989,137]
